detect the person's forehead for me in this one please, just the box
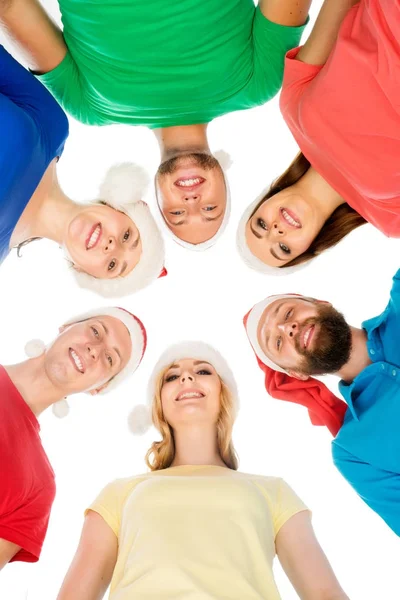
[171,220,222,244]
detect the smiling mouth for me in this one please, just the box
[86,223,102,250]
[174,177,205,191]
[69,348,85,373]
[301,324,315,350]
[280,208,301,229]
[175,390,205,401]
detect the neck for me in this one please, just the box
[297,166,345,222]
[336,327,372,383]
[171,423,226,468]
[5,359,66,417]
[11,161,80,248]
[154,124,210,161]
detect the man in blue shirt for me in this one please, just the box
[243,272,400,536]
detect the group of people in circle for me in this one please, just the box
[0,0,398,597]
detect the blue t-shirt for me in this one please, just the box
[332,269,400,536]
[0,46,69,264]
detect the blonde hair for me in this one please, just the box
[145,367,239,471]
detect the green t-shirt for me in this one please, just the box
[38,0,307,128]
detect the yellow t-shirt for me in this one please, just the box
[88,465,308,599]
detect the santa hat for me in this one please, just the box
[128,341,239,435]
[236,188,308,275]
[71,163,167,298]
[156,150,232,251]
[25,307,147,418]
[244,295,348,437]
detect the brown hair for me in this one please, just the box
[145,369,239,472]
[251,152,367,267]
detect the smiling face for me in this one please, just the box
[155,154,226,245]
[245,189,325,267]
[160,358,222,429]
[257,298,352,378]
[44,315,132,395]
[65,204,142,279]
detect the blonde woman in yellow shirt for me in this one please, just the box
[58,342,348,600]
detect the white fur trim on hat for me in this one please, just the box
[129,341,238,435]
[245,295,304,374]
[52,399,70,418]
[25,339,46,358]
[155,152,232,252]
[63,306,146,394]
[236,189,309,276]
[70,163,166,298]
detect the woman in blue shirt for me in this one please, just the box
[0,45,165,297]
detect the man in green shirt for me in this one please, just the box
[0,0,310,247]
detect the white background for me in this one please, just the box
[1,1,399,598]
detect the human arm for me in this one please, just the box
[259,0,311,27]
[0,538,20,570]
[276,511,349,600]
[332,443,400,537]
[0,0,67,73]
[57,511,118,600]
[296,0,360,65]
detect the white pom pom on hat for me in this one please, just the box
[236,188,309,276]
[70,163,166,298]
[155,151,232,252]
[128,341,239,435]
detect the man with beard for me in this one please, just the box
[0,0,310,248]
[0,306,147,569]
[243,280,400,537]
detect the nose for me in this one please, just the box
[86,344,100,361]
[272,222,285,236]
[180,372,194,383]
[104,236,116,252]
[277,320,298,338]
[183,193,200,202]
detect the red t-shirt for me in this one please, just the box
[280,0,400,237]
[0,366,56,563]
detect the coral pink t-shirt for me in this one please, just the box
[0,366,55,563]
[280,0,400,237]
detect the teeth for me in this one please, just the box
[176,178,201,187]
[87,224,101,249]
[70,349,84,373]
[303,328,311,348]
[282,209,300,227]
[178,392,203,400]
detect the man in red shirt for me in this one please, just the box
[0,306,147,568]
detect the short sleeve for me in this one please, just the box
[0,483,55,563]
[246,7,309,104]
[36,51,92,125]
[86,478,134,538]
[273,478,309,536]
[279,46,323,125]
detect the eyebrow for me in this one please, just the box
[99,320,122,362]
[118,234,141,276]
[264,303,284,352]
[270,248,286,262]
[250,221,262,239]
[203,212,223,223]
[167,360,212,370]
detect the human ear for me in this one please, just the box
[287,369,310,381]
[88,382,109,396]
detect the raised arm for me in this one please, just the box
[276,511,349,600]
[0,538,20,570]
[296,0,359,65]
[57,511,118,600]
[259,0,311,27]
[0,0,67,73]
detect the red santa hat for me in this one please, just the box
[128,341,239,435]
[155,150,232,251]
[244,295,347,436]
[70,163,167,297]
[236,189,309,275]
[25,307,147,418]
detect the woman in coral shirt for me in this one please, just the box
[238,0,400,273]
